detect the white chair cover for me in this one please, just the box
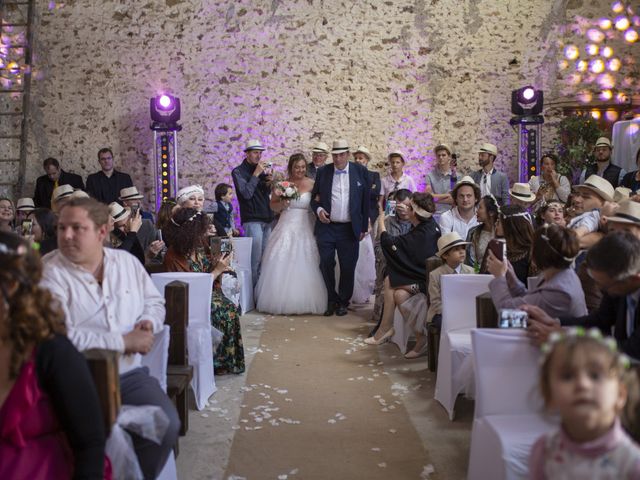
[141,325,170,392]
[434,274,492,420]
[151,272,216,410]
[467,329,558,480]
[156,453,177,480]
[231,237,254,312]
[391,293,428,354]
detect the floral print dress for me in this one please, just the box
[187,251,245,374]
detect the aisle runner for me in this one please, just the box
[224,314,434,480]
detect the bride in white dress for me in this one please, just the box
[255,154,328,315]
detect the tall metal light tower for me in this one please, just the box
[510,86,544,183]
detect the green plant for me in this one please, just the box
[554,115,604,183]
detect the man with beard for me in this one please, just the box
[579,137,625,188]
[470,143,510,206]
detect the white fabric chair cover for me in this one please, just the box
[151,272,216,410]
[156,453,177,480]
[434,274,492,420]
[467,329,558,480]
[391,307,410,354]
[141,325,170,392]
[231,237,254,312]
[391,293,428,354]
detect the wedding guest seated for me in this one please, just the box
[530,328,640,478]
[465,195,499,272]
[51,185,75,214]
[605,200,640,238]
[425,143,457,215]
[109,202,146,265]
[40,197,179,479]
[494,205,535,284]
[614,186,632,204]
[0,232,106,479]
[535,200,566,228]
[85,148,133,205]
[508,183,537,214]
[529,153,571,203]
[569,175,615,246]
[371,189,413,325]
[33,157,85,209]
[364,192,440,345]
[213,183,239,237]
[119,186,154,221]
[525,231,640,360]
[486,224,587,317]
[379,150,417,203]
[621,148,640,192]
[427,232,475,331]
[118,187,158,254]
[15,198,35,225]
[0,198,15,233]
[176,185,205,211]
[163,208,245,375]
[564,191,584,222]
[156,198,177,241]
[438,176,480,240]
[26,208,58,256]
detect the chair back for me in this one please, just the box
[441,274,492,333]
[231,237,252,271]
[471,329,544,419]
[151,272,213,327]
[476,292,497,328]
[141,325,171,392]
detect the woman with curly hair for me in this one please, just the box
[163,208,244,375]
[491,204,535,284]
[0,231,106,479]
[465,195,499,272]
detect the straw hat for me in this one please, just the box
[109,202,130,223]
[604,200,640,225]
[244,139,265,152]
[388,150,405,161]
[354,145,371,160]
[311,142,330,154]
[478,143,498,156]
[331,139,350,154]
[509,183,537,203]
[120,186,144,201]
[16,197,35,212]
[613,186,632,203]
[436,232,471,257]
[434,143,452,155]
[69,190,89,199]
[52,184,74,202]
[575,175,615,202]
[594,137,613,149]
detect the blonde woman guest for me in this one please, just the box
[529,153,571,203]
[0,197,15,233]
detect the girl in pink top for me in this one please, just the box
[529,328,640,479]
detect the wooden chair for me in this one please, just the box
[163,281,194,441]
[425,256,444,372]
[145,262,167,275]
[84,349,120,436]
[476,292,498,328]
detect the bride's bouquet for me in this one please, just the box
[274,180,300,200]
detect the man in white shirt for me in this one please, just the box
[470,142,510,205]
[41,197,179,480]
[438,176,480,240]
[379,150,417,203]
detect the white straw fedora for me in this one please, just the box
[613,186,632,203]
[388,150,406,161]
[109,202,130,223]
[478,142,498,156]
[604,200,640,225]
[52,184,74,202]
[575,175,615,202]
[436,232,471,257]
[244,139,265,152]
[331,139,350,154]
[354,145,372,159]
[16,197,35,212]
[509,183,537,203]
[311,142,330,154]
[119,186,144,201]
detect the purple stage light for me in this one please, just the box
[158,94,172,109]
[150,94,181,126]
[522,87,535,101]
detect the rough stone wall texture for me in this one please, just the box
[20,0,631,206]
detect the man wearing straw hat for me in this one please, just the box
[307,142,330,180]
[231,139,274,284]
[470,142,510,206]
[425,143,456,215]
[579,137,625,188]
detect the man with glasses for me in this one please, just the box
[86,147,134,204]
[34,157,85,209]
[524,231,640,360]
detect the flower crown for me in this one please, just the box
[541,326,631,370]
[171,210,202,227]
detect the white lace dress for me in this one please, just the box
[255,192,328,315]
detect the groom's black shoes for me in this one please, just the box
[336,305,348,316]
[324,303,336,316]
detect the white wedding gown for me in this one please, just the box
[255,192,328,315]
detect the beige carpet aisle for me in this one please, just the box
[223,312,436,480]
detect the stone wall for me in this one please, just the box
[23,0,631,206]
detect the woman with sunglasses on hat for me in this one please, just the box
[0,232,106,479]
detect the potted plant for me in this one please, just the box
[554,115,604,184]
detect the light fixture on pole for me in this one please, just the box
[510,86,544,182]
[150,94,182,211]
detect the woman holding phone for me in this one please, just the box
[163,207,245,375]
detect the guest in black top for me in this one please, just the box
[353,146,382,224]
[213,183,239,236]
[494,204,534,284]
[33,157,85,209]
[27,208,58,256]
[85,147,133,204]
[621,149,640,193]
[0,231,105,479]
[364,192,441,345]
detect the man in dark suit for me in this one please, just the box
[33,157,85,209]
[524,231,640,360]
[310,139,370,316]
[353,145,382,224]
[307,142,330,180]
[86,147,133,204]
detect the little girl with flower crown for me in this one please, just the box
[529,328,640,479]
